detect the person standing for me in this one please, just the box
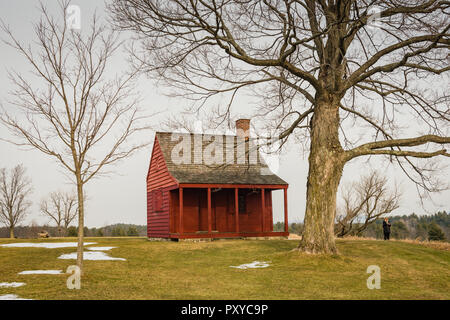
[383,217,391,240]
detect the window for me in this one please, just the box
[238,189,246,214]
[153,189,163,212]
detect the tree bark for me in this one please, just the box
[9,227,14,239]
[297,97,344,254]
[75,173,84,274]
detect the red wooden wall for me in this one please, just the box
[147,137,178,238]
[169,188,273,234]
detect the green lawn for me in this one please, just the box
[0,237,448,299]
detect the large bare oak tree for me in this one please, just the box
[110,0,450,253]
[1,1,147,272]
[0,165,33,238]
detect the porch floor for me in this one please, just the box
[167,231,289,239]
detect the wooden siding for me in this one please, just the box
[147,137,178,190]
[147,137,178,238]
[169,188,274,235]
[235,189,273,232]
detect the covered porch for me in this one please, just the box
[169,183,289,239]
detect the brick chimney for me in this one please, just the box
[235,119,250,140]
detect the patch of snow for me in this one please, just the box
[0,282,26,288]
[86,246,116,251]
[0,294,32,300]
[58,251,126,261]
[18,270,64,275]
[230,261,270,269]
[1,242,96,249]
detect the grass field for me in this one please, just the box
[0,237,449,300]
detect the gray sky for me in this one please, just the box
[0,0,448,228]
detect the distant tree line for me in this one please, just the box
[361,212,448,242]
[274,211,449,242]
[274,222,304,235]
[0,223,146,238]
[1,214,447,241]
[67,224,146,237]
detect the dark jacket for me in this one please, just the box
[383,220,391,233]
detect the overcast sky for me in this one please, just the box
[0,0,448,228]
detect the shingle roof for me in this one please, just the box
[155,132,288,186]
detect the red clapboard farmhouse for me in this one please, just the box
[146,119,289,240]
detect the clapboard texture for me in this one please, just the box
[147,137,177,238]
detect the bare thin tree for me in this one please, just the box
[40,191,78,236]
[0,165,33,238]
[110,0,450,253]
[0,1,148,272]
[335,171,400,237]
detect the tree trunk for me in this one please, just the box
[75,174,84,274]
[9,227,14,239]
[297,98,344,254]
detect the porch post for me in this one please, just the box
[207,188,212,234]
[261,188,265,232]
[179,187,184,234]
[235,188,239,233]
[284,187,288,233]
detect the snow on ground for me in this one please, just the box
[0,294,32,300]
[0,282,25,288]
[0,242,97,248]
[58,251,126,261]
[86,246,116,251]
[18,270,64,275]
[230,261,270,269]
